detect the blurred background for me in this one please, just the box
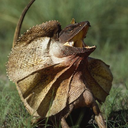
[0,0,128,127]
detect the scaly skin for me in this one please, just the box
[59,20,90,47]
[17,20,61,46]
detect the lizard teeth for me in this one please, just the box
[85,45,96,49]
[64,41,74,47]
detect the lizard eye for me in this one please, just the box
[67,28,73,32]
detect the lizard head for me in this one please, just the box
[59,20,93,48]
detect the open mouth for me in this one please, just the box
[63,21,96,50]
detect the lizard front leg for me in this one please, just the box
[60,104,74,128]
[61,118,70,128]
[92,102,106,128]
[82,90,106,128]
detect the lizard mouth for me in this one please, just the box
[63,21,95,49]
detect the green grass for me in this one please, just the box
[0,86,42,128]
[0,0,128,127]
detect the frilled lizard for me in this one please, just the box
[7,0,113,128]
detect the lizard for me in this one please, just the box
[7,0,113,128]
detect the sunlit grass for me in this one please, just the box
[0,82,128,127]
[0,81,34,128]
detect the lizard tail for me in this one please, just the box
[13,0,36,47]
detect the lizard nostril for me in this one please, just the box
[86,21,91,27]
